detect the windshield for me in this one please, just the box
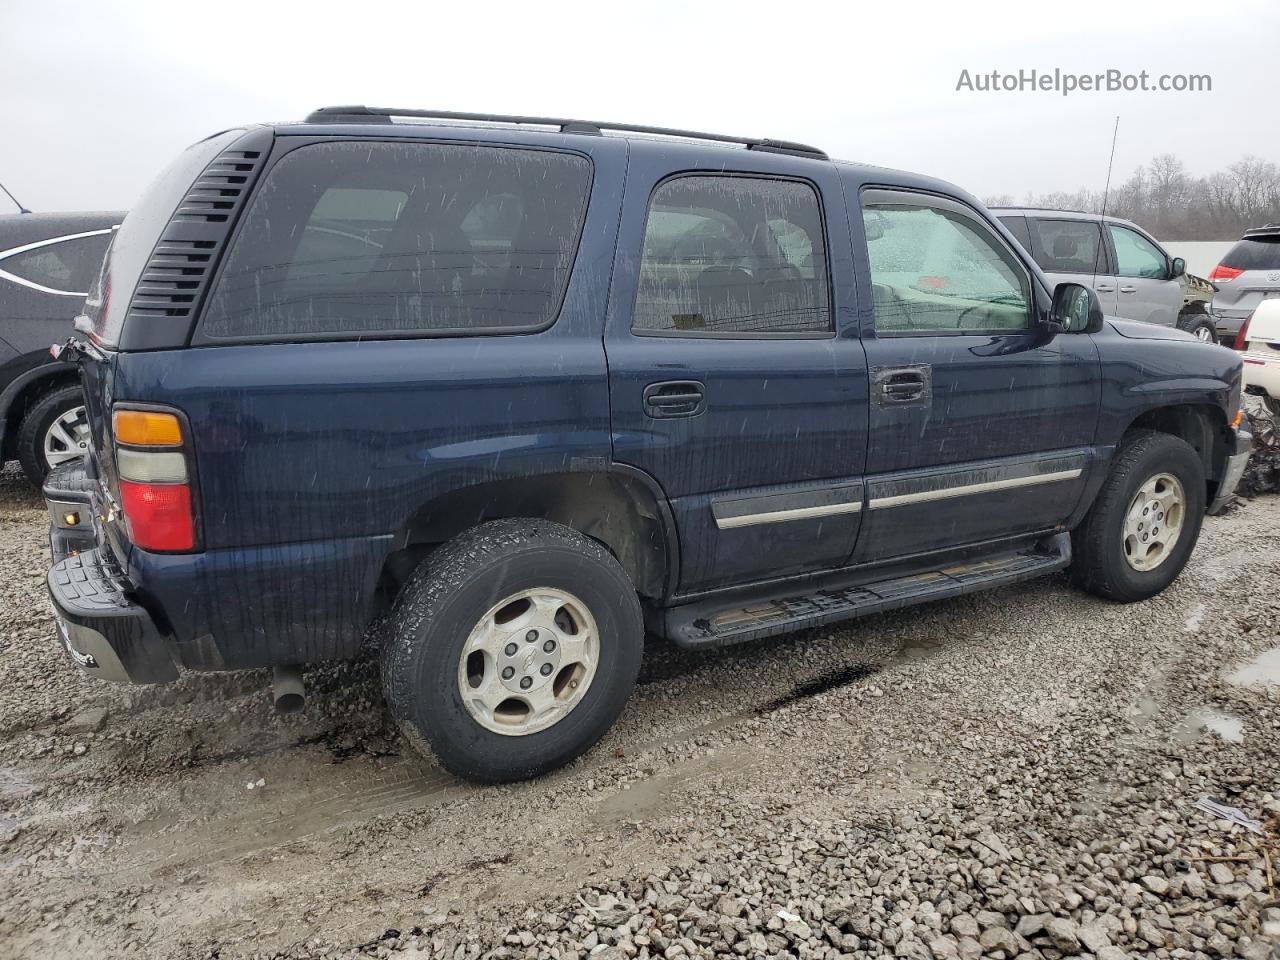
[79,128,246,347]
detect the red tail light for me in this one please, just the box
[118,481,195,551]
[1234,313,1252,351]
[1209,264,1243,283]
[112,406,199,552]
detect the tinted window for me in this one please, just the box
[1108,225,1168,279]
[862,192,1031,334]
[632,176,830,335]
[1030,218,1105,275]
[997,215,1032,250]
[202,142,592,339]
[2,233,111,293]
[1221,236,1280,271]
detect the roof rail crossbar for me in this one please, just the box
[303,106,828,159]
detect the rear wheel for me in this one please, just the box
[382,519,643,783]
[16,384,89,486]
[1070,430,1206,602]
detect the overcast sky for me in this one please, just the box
[2,0,1277,214]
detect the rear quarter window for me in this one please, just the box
[200,141,593,340]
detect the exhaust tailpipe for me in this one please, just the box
[271,665,305,714]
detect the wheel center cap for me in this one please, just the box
[498,627,561,693]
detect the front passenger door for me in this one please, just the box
[852,188,1099,565]
[1107,224,1182,326]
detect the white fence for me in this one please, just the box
[1160,241,1234,278]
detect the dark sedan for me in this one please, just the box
[0,211,122,483]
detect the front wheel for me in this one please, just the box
[382,519,643,783]
[1178,313,1218,343]
[1070,430,1206,602]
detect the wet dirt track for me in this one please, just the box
[1,463,1279,959]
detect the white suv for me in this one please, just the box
[1241,298,1280,414]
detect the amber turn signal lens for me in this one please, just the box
[114,409,183,446]
[1231,409,1244,430]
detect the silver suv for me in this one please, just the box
[1208,224,1280,343]
[993,208,1217,341]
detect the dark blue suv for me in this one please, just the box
[45,107,1251,783]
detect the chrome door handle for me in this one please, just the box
[1095,284,1114,292]
[1119,285,1137,294]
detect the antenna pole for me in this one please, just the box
[0,180,30,214]
[1100,115,1120,220]
[1092,116,1120,279]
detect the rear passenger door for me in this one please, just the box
[852,187,1099,565]
[1106,223,1182,326]
[604,143,868,595]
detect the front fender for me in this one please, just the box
[1095,332,1241,447]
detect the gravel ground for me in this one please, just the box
[1,463,1278,960]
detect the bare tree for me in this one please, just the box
[996,154,1280,239]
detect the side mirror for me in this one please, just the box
[1169,256,1186,279]
[1051,281,1105,334]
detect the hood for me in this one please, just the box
[1106,317,1198,342]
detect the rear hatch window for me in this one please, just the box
[1220,235,1280,272]
[79,128,247,347]
[198,141,592,341]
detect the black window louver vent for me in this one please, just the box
[126,131,272,336]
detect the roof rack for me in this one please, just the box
[988,206,1089,215]
[303,106,828,160]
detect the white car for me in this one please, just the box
[1241,298,1280,415]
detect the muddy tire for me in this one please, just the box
[382,519,643,783]
[16,383,88,486]
[1177,312,1217,343]
[1070,430,1205,603]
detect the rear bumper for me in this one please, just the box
[43,461,390,681]
[1242,351,1280,400]
[48,548,178,683]
[1210,309,1247,340]
[44,461,178,683]
[1208,426,1253,515]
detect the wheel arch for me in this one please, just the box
[1,362,80,461]
[380,466,679,605]
[1123,402,1229,500]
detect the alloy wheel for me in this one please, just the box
[43,405,90,469]
[1122,472,1185,572]
[456,587,599,736]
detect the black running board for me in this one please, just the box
[662,534,1071,650]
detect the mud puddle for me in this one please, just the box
[1227,644,1280,689]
